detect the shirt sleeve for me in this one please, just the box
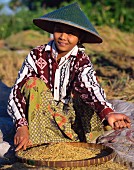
[73,53,114,120]
[7,49,38,130]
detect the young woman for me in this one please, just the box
[7,2,131,151]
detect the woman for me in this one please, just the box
[7,2,131,151]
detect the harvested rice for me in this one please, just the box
[16,143,128,170]
[17,143,100,161]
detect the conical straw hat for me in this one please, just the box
[33,2,102,43]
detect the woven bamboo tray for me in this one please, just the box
[16,142,115,168]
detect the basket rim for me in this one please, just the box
[15,142,115,168]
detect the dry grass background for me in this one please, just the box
[0,26,134,103]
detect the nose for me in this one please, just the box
[59,32,67,39]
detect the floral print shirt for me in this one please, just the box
[7,41,114,129]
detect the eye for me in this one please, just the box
[67,31,73,35]
[54,28,61,32]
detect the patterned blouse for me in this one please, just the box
[7,41,114,129]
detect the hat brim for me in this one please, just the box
[33,18,102,44]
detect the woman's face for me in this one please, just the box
[53,24,80,56]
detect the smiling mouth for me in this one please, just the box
[58,41,68,47]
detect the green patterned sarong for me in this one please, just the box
[21,77,104,145]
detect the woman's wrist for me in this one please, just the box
[105,112,115,120]
[99,108,114,120]
[16,125,29,132]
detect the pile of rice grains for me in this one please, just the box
[18,143,100,161]
[17,143,128,170]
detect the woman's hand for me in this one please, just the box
[14,126,32,151]
[106,113,131,130]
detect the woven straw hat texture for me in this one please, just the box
[33,2,103,43]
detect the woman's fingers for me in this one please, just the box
[114,121,123,129]
[125,120,131,128]
[22,140,30,151]
[27,140,33,147]
[15,137,32,151]
[124,117,131,127]
[22,140,33,151]
[14,136,17,146]
[114,119,130,129]
[125,116,131,122]
[107,113,131,129]
[14,136,22,146]
[114,121,119,129]
[15,138,28,151]
[14,135,24,145]
[120,120,127,128]
[14,126,30,151]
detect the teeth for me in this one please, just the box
[59,42,66,46]
[59,42,66,44]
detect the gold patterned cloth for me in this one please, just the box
[21,77,104,145]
